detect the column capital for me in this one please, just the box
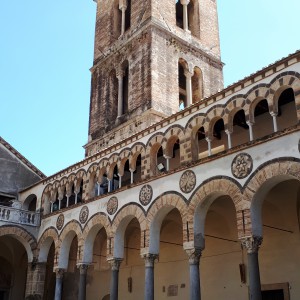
[184,69,193,78]
[246,120,254,126]
[163,154,172,160]
[55,268,65,279]
[108,258,123,271]
[205,137,212,143]
[77,264,90,275]
[116,69,125,78]
[142,253,159,268]
[241,236,263,254]
[119,0,127,10]
[185,248,203,265]
[270,111,278,117]
[180,0,190,5]
[225,129,232,135]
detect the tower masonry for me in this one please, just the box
[85,0,224,156]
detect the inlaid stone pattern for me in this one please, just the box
[231,153,253,179]
[79,206,89,224]
[107,197,118,215]
[180,170,196,193]
[56,214,64,231]
[139,185,153,206]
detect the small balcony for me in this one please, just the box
[0,205,40,227]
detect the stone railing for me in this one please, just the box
[0,205,40,227]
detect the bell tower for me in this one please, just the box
[85,0,223,156]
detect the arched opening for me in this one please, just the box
[150,144,165,176]
[154,209,187,299]
[52,191,59,212]
[187,0,200,37]
[76,180,83,204]
[62,236,79,299]
[99,172,109,196]
[23,194,37,211]
[231,109,249,147]
[68,184,76,207]
[176,0,184,29]
[118,218,143,299]
[43,242,55,300]
[0,236,28,299]
[192,67,203,103]
[191,126,206,160]
[277,88,298,130]
[110,164,120,192]
[253,99,273,139]
[211,118,226,154]
[110,69,118,122]
[124,0,131,32]
[133,154,142,184]
[60,187,67,210]
[113,0,122,38]
[200,196,243,299]
[86,228,110,299]
[167,137,181,171]
[122,61,129,115]
[178,61,187,110]
[122,159,131,187]
[252,178,300,299]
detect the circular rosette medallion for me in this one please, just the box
[107,197,118,215]
[56,214,65,231]
[231,153,253,179]
[139,185,153,206]
[180,170,196,193]
[79,206,89,224]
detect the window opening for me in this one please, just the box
[124,0,131,32]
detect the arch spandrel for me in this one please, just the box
[37,227,59,263]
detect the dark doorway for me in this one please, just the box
[262,289,284,300]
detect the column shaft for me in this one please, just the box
[109,259,122,300]
[185,72,193,107]
[117,75,124,118]
[78,264,89,300]
[143,254,158,300]
[54,269,64,300]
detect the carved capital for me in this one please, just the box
[142,253,159,268]
[77,264,89,275]
[180,0,190,5]
[55,268,65,279]
[241,236,263,254]
[108,258,123,271]
[185,248,203,265]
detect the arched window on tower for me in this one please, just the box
[124,0,131,32]
[178,61,187,109]
[122,61,129,115]
[113,0,122,38]
[176,0,184,29]
[192,67,203,103]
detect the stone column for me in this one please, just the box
[78,264,89,300]
[184,70,193,107]
[118,174,122,189]
[180,0,191,31]
[246,121,254,141]
[54,268,65,300]
[205,137,212,156]
[117,71,125,118]
[109,258,123,300]
[225,129,232,149]
[164,155,171,172]
[270,112,278,132]
[186,248,202,300]
[142,254,158,300]
[119,1,127,36]
[51,202,54,213]
[241,236,263,300]
[129,169,134,184]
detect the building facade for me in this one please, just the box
[1,1,300,300]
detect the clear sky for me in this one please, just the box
[0,0,299,176]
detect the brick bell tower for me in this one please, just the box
[85,0,224,156]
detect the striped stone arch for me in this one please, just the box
[111,203,147,258]
[247,84,272,123]
[164,125,185,157]
[67,173,76,185]
[86,163,99,198]
[0,225,37,262]
[57,220,83,268]
[87,163,99,175]
[37,227,59,262]
[81,213,111,264]
[118,148,131,176]
[244,158,300,237]
[223,95,247,132]
[185,113,206,134]
[147,192,188,254]
[189,177,244,248]
[205,105,226,138]
[107,153,119,179]
[130,142,146,171]
[75,169,87,182]
[269,71,300,120]
[99,158,109,175]
[145,132,165,150]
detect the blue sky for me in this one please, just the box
[0,0,299,176]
